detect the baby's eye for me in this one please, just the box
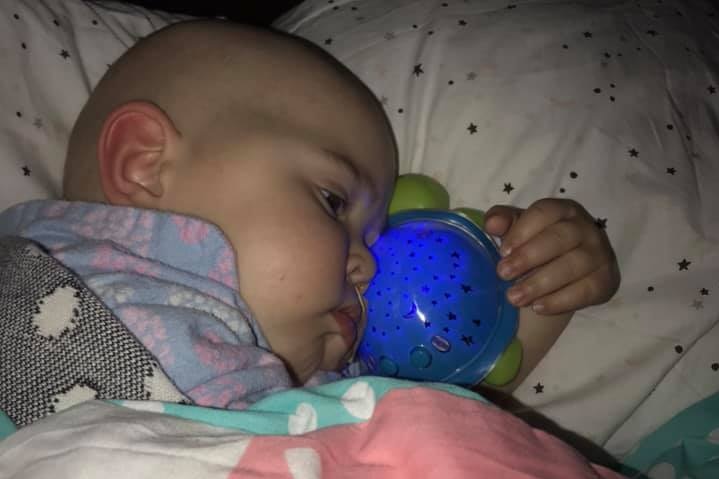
[320,188,347,217]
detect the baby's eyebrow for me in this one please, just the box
[322,148,377,200]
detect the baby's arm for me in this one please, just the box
[490,308,572,392]
[481,198,620,392]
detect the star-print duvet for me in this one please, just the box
[0,377,625,478]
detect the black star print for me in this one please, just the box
[451,251,460,259]
[507,4,517,9]
[424,321,431,328]
[53,19,60,26]
[700,288,709,295]
[421,285,430,293]
[21,166,30,176]
[629,148,639,157]
[712,363,719,371]
[60,49,70,59]
[461,335,474,346]
[413,64,424,77]
[467,123,478,134]
[646,29,658,36]
[667,167,676,175]
[447,312,457,321]
[678,258,691,271]
[533,382,544,393]
[461,284,473,293]
[675,345,683,354]
[472,320,481,327]
[324,38,332,45]
[709,85,717,94]
[583,31,593,38]
[595,217,607,229]
[503,183,514,194]
[458,19,467,26]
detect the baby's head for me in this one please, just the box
[63,20,398,383]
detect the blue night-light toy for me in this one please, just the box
[358,174,522,387]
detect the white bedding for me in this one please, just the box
[0,0,717,458]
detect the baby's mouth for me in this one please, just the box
[333,287,367,363]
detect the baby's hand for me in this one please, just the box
[484,198,620,315]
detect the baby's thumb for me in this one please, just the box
[484,205,522,237]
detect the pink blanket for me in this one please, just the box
[0,384,625,478]
[231,388,622,478]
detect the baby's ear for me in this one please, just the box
[97,101,180,206]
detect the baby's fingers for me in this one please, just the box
[497,219,583,281]
[500,198,585,256]
[525,263,620,314]
[506,247,598,307]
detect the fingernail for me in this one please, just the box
[507,288,524,304]
[532,302,545,313]
[498,262,514,279]
[500,244,512,257]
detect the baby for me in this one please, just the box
[0,20,619,414]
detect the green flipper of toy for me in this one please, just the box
[482,337,523,387]
[389,174,450,214]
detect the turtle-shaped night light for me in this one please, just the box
[358,174,522,387]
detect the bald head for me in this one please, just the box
[63,20,390,201]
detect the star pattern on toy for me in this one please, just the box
[413,63,424,77]
[21,166,31,176]
[678,258,691,270]
[461,335,473,345]
[700,288,709,295]
[60,49,70,59]
[461,284,472,293]
[533,382,544,393]
[667,167,676,175]
[467,123,478,134]
[629,148,639,157]
[447,312,457,321]
[595,217,607,229]
[503,182,514,194]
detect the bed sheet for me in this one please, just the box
[0,0,188,211]
[274,0,719,457]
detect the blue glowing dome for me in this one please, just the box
[358,210,518,385]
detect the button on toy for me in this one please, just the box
[358,174,522,387]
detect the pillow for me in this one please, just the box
[275,0,719,456]
[0,0,189,210]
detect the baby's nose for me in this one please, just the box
[347,242,377,290]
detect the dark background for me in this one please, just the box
[121,1,305,26]
[121,0,719,25]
